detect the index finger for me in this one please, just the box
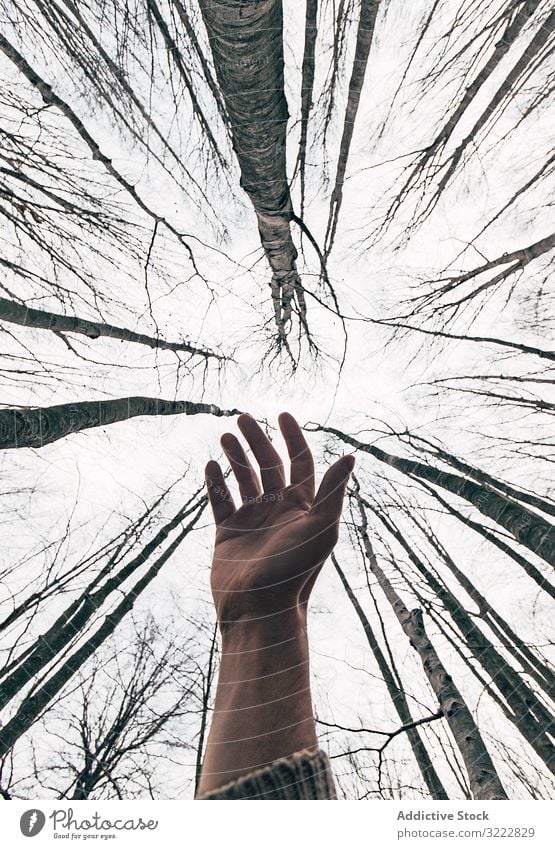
[278,412,315,502]
[205,460,235,524]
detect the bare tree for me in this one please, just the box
[0,297,226,363]
[2,618,210,799]
[324,0,381,258]
[1,0,553,801]
[309,423,555,567]
[351,487,508,799]
[198,0,307,357]
[332,553,449,799]
[0,485,207,758]
[0,398,240,450]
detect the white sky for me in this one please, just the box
[0,0,553,799]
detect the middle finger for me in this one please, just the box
[237,413,286,492]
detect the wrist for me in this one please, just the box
[217,604,310,698]
[200,603,317,795]
[219,603,307,649]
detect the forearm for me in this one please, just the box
[196,606,317,797]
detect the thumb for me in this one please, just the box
[310,455,355,521]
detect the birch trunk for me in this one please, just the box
[0,398,240,450]
[352,520,507,799]
[363,498,555,772]
[407,433,555,518]
[401,608,508,799]
[0,503,205,758]
[333,555,449,799]
[316,425,555,567]
[0,297,223,361]
[297,0,318,216]
[324,0,380,256]
[198,0,304,346]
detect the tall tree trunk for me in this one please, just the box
[332,555,449,799]
[297,0,318,217]
[0,297,224,361]
[433,9,555,202]
[313,424,555,566]
[434,0,543,145]
[406,504,555,699]
[351,507,507,799]
[198,0,305,350]
[0,398,240,450]
[0,502,205,759]
[383,1,551,229]
[415,477,554,599]
[324,0,381,257]
[405,431,555,517]
[392,0,543,206]
[0,492,206,709]
[402,608,507,799]
[360,496,555,772]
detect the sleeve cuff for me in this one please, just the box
[195,747,337,800]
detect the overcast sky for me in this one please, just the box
[1,0,553,799]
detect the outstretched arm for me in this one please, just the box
[196,412,354,798]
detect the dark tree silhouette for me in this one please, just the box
[1,0,553,801]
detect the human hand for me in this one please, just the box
[205,412,355,631]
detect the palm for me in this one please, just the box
[205,413,354,624]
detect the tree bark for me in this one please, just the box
[333,555,449,799]
[361,498,555,773]
[324,0,381,257]
[405,500,555,699]
[0,503,205,759]
[414,477,554,599]
[351,512,507,799]
[402,609,508,799]
[405,431,555,518]
[297,0,318,217]
[0,397,240,450]
[314,425,555,567]
[0,297,224,361]
[198,0,305,347]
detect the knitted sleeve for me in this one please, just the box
[195,747,337,800]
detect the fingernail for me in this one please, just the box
[344,455,355,472]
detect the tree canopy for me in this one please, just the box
[0,0,553,799]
